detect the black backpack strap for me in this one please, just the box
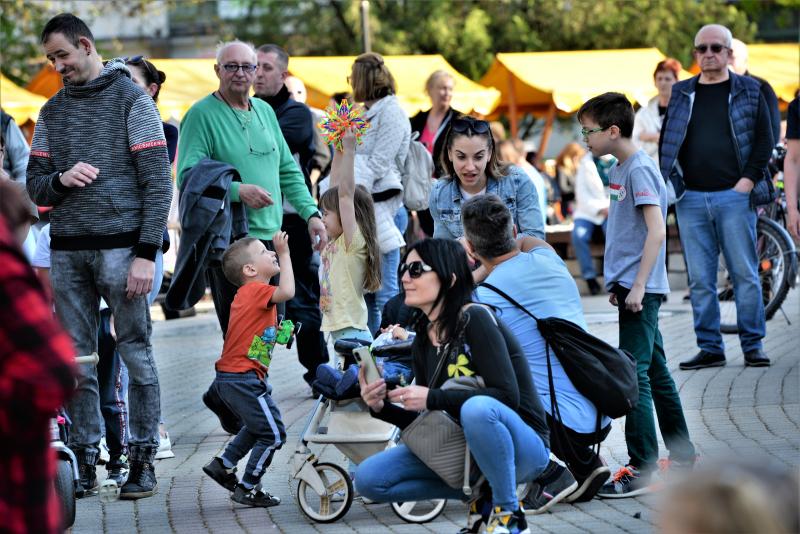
[479,282,541,322]
[481,281,598,471]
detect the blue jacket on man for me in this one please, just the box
[659,71,774,205]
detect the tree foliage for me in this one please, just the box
[232,0,760,79]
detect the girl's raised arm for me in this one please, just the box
[336,128,358,248]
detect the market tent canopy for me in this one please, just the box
[287,55,500,116]
[480,48,694,115]
[738,43,798,103]
[26,55,501,121]
[1,74,48,124]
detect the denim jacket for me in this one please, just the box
[429,164,545,240]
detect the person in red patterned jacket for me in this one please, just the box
[0,181,76,534]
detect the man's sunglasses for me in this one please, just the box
[400,261,434,279]
[694,43,727,54]
[221,63,258,74]
[450,118,491,135]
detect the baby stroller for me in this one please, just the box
[53,352,121,530]
[290,338,447,523]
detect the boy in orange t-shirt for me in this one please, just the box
[202,232,294,508]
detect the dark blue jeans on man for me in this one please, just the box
[676,189,765,355]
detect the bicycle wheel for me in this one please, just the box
[718,218,794,333]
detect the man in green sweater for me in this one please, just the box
[177,40,327,334]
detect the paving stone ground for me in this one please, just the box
[73,290,800,533]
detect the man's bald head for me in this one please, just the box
[215,40,257,65]
[694,24,733,48]
[730,38,749,75]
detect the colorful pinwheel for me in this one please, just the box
[317,99,370,151]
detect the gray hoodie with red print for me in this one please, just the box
[26,58,172,260]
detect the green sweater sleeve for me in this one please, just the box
[263,106,317,220]
[176,105,213,190]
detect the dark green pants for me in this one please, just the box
[614,287,695,472]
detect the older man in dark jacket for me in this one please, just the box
[660,24,773,370]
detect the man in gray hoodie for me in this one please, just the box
[26,13,172,499]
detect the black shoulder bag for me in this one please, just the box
[479,282,638,419]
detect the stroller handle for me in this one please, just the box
[75,352,100,365]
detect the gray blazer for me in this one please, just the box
[166,158,248,310]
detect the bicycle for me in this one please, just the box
[718,146,798,333]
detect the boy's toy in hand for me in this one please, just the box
[318,99,370,151]
[246,317,302,368]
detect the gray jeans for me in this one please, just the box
[51,248,160,464]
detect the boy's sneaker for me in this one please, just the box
[202,457,239,492]
[485,507,530,534]
[521,460,577,514]
[77,463,99,497]
[106,457,129,486]
[231,483,280,508]
[120,461,157,499]
[597,465,652,498]
[155,432,175,460]
[657,456,697,481]
[564,464,611,503]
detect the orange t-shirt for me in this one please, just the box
[215,282,277,380]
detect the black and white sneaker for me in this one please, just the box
[202,457,239,492]
[597,465,653,498]
[77,463,99,497]
[231,484,281,508]
[564,464,611,503]
[106,457,129,486]
[521,460,578,514]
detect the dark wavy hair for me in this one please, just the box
[405,238,475,344]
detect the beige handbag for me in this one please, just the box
[401,338,485,493]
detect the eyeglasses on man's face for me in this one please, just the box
[221,63,258,74]
[694,43,727,55]
[400,260,434,279]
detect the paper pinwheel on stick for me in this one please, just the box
[318,99,370,151]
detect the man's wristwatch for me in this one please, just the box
[308,210,322,222]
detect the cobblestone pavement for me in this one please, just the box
[74,290,800,533]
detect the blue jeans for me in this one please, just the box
[365,207,407,335]
[211,371,286,487]
[356,396,549,510]
[99,250,164,452]
[676,189,765,354]
[52,247,161,464]
[571,218,605,280]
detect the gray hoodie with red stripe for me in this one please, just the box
[26,58,172,260]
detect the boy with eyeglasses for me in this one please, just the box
[577,92,695,498]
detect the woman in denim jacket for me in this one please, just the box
[428,116,545,241]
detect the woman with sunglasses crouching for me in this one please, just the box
[428,116,545,243]
[356,238,551,534]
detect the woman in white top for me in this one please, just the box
[632,58,682,162]
[571,152,609,295]
[348,53,411,334]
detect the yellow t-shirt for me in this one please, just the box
[319,228,368,332]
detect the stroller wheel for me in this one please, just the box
[55,459,76,529]
[296,462,353,523]
[391,499,447,523]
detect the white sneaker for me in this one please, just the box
[155,432,175,460]
[98,436,110,465]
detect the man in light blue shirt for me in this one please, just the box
[463,194,612,507]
